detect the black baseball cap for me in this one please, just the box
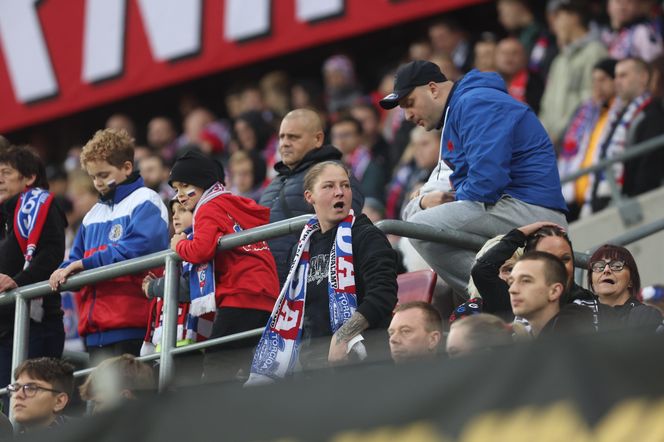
[379,60,448,110]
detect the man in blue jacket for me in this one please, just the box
[381,60,567,295]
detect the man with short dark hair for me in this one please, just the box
[582,57,652,215]
[259,109,364,285]
[388,302,442,363]
[380,60,567,295]
[508,251,594,337]
[9,357,74,431]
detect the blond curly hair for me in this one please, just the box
[80,128,135,168]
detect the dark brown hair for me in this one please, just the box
[588,244,640,298]
[0,145,49,189]
[14,358,75,396]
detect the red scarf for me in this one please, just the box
[13,187,54,322]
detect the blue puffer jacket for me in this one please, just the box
[442,70,567,212]
[259,145,364,286]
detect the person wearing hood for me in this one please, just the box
[380,60,567,296]
[169,149,279,381]
[259,109,364,286]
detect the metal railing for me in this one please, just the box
[2,213,664,401]
[560,133,664,227]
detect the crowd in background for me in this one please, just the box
[3,0,664,436]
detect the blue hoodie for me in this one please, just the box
[441,70,567,212]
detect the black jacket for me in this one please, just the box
[471,228,609,330]
[539,303,596,337]
[295,214,398,339]
[0,194,66,337]
[623,99,664,197]
[259,145,365,286]
[613,297,663,331]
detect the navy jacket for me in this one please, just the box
[259,145,364,286]
[442,70,567,212]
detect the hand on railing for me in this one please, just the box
[48,260,84,291]
[170,232,186,252]
[0,273,17,292]
[142,272,157,298]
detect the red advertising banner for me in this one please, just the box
[0,0,486,133]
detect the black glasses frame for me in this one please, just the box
[6,383,62,397]
[590,260,626,273]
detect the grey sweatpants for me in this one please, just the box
[408,195,567,296]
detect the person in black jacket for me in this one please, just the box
[0,146,66,413]
[508,251,594,337]
[259,109,364,286]
[249,161,397,382]
[471,222,615,331]
[588,244,662,331]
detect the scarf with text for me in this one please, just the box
[14,187,54,322]
[189,182,230,316]
[247,211,361,385]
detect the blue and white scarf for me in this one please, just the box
[188,182,229,316]
[246,210,362,385]
[14,187,54,322]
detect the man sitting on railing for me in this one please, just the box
[0,145,67,414]
[48,129,170,364]
[380,60,567,296]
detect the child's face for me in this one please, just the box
[231,160,254,193]
[11,373,68,427]
[85,160,133,196]
[171,201,193,234]
[171,181,204,211]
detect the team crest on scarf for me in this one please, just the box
[247,210,362,385]
[14,188,54,322]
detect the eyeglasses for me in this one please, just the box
[590,260,626,273]
[6,383,61,398]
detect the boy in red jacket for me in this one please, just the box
[168,150,278,381]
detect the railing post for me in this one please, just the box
[9,294,30,421]
[158,256,180,392]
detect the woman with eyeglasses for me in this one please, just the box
[588,244,663,330]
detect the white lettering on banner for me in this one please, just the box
[224,0,270,41]
[275,306,299,332]
[337,258,354,290]
[137,0,202,61]
[336,225,353,254]
[82,0,127,83]
[0,0,58,103]
[295,0,344,22]
[1,1,354,105]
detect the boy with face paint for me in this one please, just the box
[49,129,169,363]
[168,150,278,382]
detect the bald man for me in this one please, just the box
[259,109,365,285]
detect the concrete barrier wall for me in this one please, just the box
[569,186,664,287]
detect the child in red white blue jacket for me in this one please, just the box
[49,129,169,362]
